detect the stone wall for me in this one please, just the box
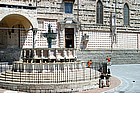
[0,47,21,63]
[0,0,140,62]
[0,79,99,93]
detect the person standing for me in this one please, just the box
[107,68,111,76]
[106,56,111,66]
[105,74,110,87]
[99,72,105,88]
[105,68,111,87]
[87,60,92,68]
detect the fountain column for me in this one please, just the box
[34,50,37,58]
[19,49,23,61]
[41,50,44,59]
[32,28,38,61]
[42,24,57,48]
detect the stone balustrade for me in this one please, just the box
[12,60,85,73]
[21,48,77,63]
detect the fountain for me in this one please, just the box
[0,24,100,93]
[42,24,57,48]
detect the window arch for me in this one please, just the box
[96,0,103,24]
[124,3,129,25]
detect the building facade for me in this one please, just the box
[0,0,140,61]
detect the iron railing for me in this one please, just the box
[0,61,104,84]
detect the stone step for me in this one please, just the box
[77,50,140,65]
[0,76,96,83]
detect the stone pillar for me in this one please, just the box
[32,28,38,59]
[75,25,80,49]
[29,49,31,59]
[59,28,64,48]
[24,50,26,58]
[41,49,44,58]
[34,49,36,58]
[33,28,37,49]
[19,49,23,61]
[53,62,55,72]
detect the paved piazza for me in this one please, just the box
[107,64,140,93]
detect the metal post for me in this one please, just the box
[67,64,68,82]
[38,71,39,83]
[90,67,91,80]
[95,62,97,79]
[76,68,77,82]
[12,69,13,82]
[83,63,85,81]
[0,63,2,73]
[20,71,21,83]
[25,68,26,83]
[5,63,6,81]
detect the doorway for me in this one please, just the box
[65,28,74,48]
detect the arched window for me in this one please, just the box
[124,3,129,25]
[96,0,103,24]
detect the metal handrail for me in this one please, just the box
[0,61,103,84]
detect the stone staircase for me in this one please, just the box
[77,50,140,65]
[0,68,100,93]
